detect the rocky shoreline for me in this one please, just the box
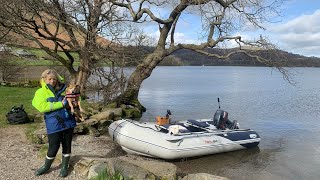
[1,108,229,179]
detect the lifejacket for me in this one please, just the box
[32,78,76,134]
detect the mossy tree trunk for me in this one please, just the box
[115,48,167,111]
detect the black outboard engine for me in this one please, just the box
[213,110,239,130]
[213,109,224,128]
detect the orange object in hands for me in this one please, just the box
[156,116,170,125]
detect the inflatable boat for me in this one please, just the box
[108,109,260,160]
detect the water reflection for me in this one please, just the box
[137,66,320,179]
[172,147,262,173]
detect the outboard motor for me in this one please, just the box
[213,110,239,130]
[214,98,239,130]
[227,119,239,129]
[213,109,224,128]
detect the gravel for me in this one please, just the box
[0,126,86,180]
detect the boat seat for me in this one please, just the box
[187,119,210,128]
[157,120,212,134]
[156,124,170,133]
[206,121,215,125]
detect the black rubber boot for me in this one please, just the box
[35,156,55,176]
[59,155,70,177]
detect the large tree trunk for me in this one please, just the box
[76,51,93,96]
[116,48,166,111]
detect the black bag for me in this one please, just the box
[6,105,32,125]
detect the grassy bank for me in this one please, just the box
[0,86,38,128]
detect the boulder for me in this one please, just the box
[106,158,156,180]
[97,119,112,133]
[74,123,86,134]
[86,107,100,116]
[88,126,100,137]
[182,173,229,180]
[118,156,177,180]
[74,119,113,136]
[87,162,108,180]
[90,111,114,121]
[101,108,123,118]
[74,158,96,177]
[123,108,141,118]
[82,118,99,126]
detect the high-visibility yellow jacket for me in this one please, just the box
[32,78,76,134]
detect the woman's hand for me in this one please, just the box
[62,97,68,107]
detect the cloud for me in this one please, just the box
[221,9,320,57]
[146,31,200,45]
[271,10,320,34]
[136,4,320,57]
[279,33,320,48]
[173,32,200,44]
[268,9,320,57]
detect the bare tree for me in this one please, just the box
[0,0,291,113]
[110,0,290,111]
[0,52,26,82]
[0,0,130,95]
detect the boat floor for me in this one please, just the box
[126,119,251,136]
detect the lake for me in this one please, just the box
[138,66,320,180]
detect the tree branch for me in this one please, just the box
[170,13,181,47]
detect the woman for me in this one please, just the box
[32,69,76,177]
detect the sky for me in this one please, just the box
[141,0,320,57]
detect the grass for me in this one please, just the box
[0,86,38,128]
[0,86,46,146]
[28,47,79,60]
[25,122,43,143]
[7,46,80,66]
[38,144,49,158]
[90,169,124,180]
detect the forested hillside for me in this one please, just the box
[161,48,320,67]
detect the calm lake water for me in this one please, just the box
[138,66,320,180]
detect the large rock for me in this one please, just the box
[88,126,100,137]
[106,158,156,180]
[118,156,177,180]
[90,111,114,121]
[90,108,123,121]
[87,162,108,179]
[74,119,113,136]
[97,119,112,133]
[182,173,229,180]
[82,118,99,126]
[101,108,123,118]
[123,108,142,118]
[74,123,86,134]
[85,157,177,180]
[74,158,96,177]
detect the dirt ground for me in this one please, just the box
[0,125,120,180]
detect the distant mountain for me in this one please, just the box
[166,48,320,67]
[6,25,320,67]
[5,15,110,50]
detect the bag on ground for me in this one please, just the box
[6,105,32,124]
